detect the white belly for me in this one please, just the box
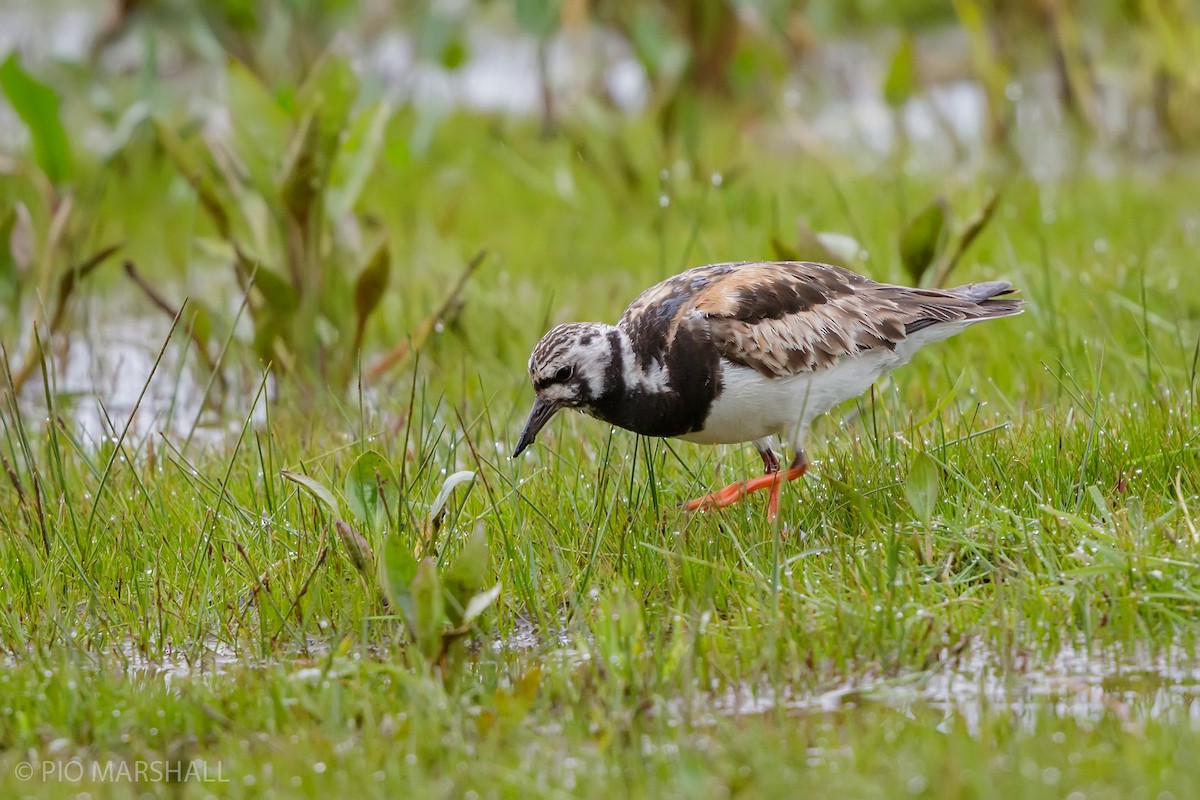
[678,318,987,450]
[678,321,978,447]
[679,351,902,446]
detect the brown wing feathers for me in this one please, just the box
[701,263,911,376]
[619,261,1021,380]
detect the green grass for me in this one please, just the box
[3,107,1200,798]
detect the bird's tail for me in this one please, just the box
[899,280,1023,336]
[949,280,1023,317]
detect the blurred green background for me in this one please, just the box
[3,0,1199,424]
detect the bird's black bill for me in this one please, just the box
[512,396,560,458]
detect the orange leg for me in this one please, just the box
[683,452,808,519]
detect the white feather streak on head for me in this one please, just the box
[528,323,616,405]
[612,333,670,394]
[528,323,674,406]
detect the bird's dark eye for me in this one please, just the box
[554,366,573,382]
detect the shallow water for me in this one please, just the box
[10,306,267,447]
[8,618,1192,736]
[704,639,1200,732]
[117,638,242,686]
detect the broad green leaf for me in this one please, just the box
[226,59,291,195]
[445,523,490,621]
[883,35,917,108]
[344,450,399,531]
[251,266,299,314]
[280,111,320,222]
[382,534,419,623]
[328,100,393,220]
[899,197,948,285]
[352,243,390,351]
[281,470,339,516]
[447,523,489,592]
[294,51,358,194]
[410,558,445,660]
[905,452,941,525]
[0,209,16,313]
[0,54,72,184]
[318,255,355,359]
[155,120,231,239]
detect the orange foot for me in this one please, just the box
[682,460,808,520]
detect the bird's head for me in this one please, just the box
[512,322,617,457]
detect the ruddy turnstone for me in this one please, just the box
[513,261,1022,518]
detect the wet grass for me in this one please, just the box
[2,112,1200,798]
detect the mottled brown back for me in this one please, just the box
[618,261,1021,378]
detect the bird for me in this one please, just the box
[512,261,1022,519]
